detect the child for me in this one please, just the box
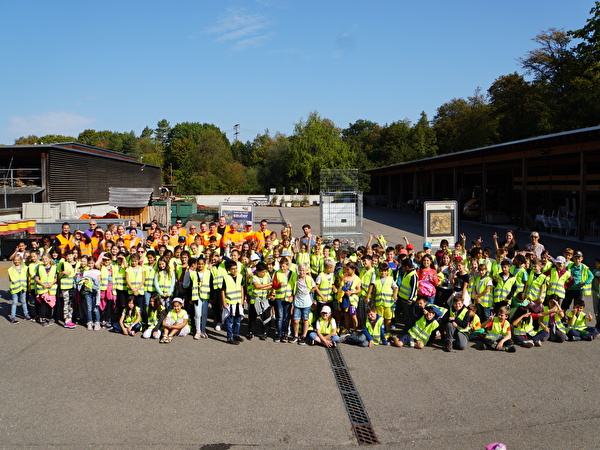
[338,261,362,334]
[481,306,516,352]
[78,257,102,331]
[443,295,470,351]
[372,262,398,333]
[142,293,163,339]
[472,263,493,320]
[392,306,439,349]
[58,251,76,328]
[451,259,470,304]
[114,296,141,336]
[220,260,244,345]
[511,306,547,347]
[314,258,336,309]
[566,300,598,341]
[466,303,483,340]
[397,258,419,329]
[8,255,30,323]
[273,256,296,342]
[358,255,375,329]
[34,253,57,327]
[492,259,517,313]
[154,256,175,312]
[248,261,272,340]
[308,305,339,347]
[125,253,145,310]
[538,296,567,343]
[525,258,548,307]
[161,297,190,342]
[344,306,388,347]
[291,262,316,344]
[185,257,212,340]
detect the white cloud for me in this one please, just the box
[206,7,273,51]
[7,111,96,139]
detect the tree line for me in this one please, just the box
[11,3,600,195]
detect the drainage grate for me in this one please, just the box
[327,346,380,445]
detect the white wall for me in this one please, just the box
[195,195,320,207]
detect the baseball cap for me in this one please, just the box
[554,256,566,264]
[250,253,261,261]
[321,305,332,314]
[423,242,432,249]
[399,249,408,256]
[172,297,184,305]
[245,221,253,226]
[573,251,583,258]
[406,244,414,250]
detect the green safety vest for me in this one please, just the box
[27,262,39,291]
[147,307,160,328]
[112,263,127,290]
[365,316,385,345]
[316,272,334,302]
[274,270,297,301]
[513,318,535,337]
[36,265,57,295]
[374,276,395,307]
[317,317,334,335]
[310,254,324,276]
[156,271,173,296]
[8,266,27,294]
[547,268,571,299]
[59,261,75,290]
[359,267,375,297]
[126,266,145,295]
[541,306,567,334]
[99,265,111,291]
[144,263,157,293]
[493,275,516,304]
[123,306,140,327]
[223,273,243,305]
[408,315,439,343]
[451,307,470,333]
[249,273,271,304]
[526,272,548,302]
[567,311,588,332]
[473,274,493,308]
[190,269,211,302]
[485,317,510,340]
[398,270,418,303]
[296,252,310,265]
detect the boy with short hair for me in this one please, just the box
[566,299,598,341]
[391,306,439,349]
[372,262,398,332]
[481,306,516,352]
[221,259,245,345]
[344,306,388,347]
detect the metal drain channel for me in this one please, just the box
[327,346,379,445]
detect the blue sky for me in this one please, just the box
[0,0,594,145]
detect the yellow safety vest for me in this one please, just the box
[8,266,27,294]
[36,265,57,295]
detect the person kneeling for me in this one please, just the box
[344,306,388,347]
[391,306,439,348]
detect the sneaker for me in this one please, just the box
[234,335,244,342]
[227,338,240,345]
[443,344,452,353]
[521,340,534,348]
[332,342,337,348]
[48,318,55,326]
[201,332,209,339]
[10,317,19,324]
[298,337,306,345]
[24,315,32,321]
[390,324,396,330]
[571,336,581,341]
[246,332,254,341]
[215,323,222,331]
[289,336,298,343]
[87,322,93,331]
[64,320,76,329]
[308,339,315,346]
[41,320,50,327]
[259,333,268,341]
[279,337,287,343]
[94,322,101,331]
[193,331,201,340]
[505,346,516,353]
[534,341,542,347]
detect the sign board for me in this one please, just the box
[219,202,253,225]
[423,200,458,249]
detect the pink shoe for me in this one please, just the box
[64,320,77,329]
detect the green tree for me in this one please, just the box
[288,112,353,193]
[260,133,291,192]
[408,112,437,160]
[433,88,498,154]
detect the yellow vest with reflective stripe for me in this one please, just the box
[374,276,395,307]
[126,266,145,295]
[486,317,510,340]
[398,270,417,302]
[408,316,439,343]
[317,272,333,302]
[27,262,39,290]
[493,275,516,303]
[36,265,57,295]
[473,274,493,308]
[525,272,547,302]
[8,266,27,294]
[223,273,243,305]
[317,317,334,335]
[59,261,75,290]
[190,269,211,302]
[144,264,157,292]
[112,263,126,290]
[547,268,571,299]
[250,273,271,304]
[359,267,374,297]
[365,316,385,345]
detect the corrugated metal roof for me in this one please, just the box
[366,125,600,173]
[109,187,153,208]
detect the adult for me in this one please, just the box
[127,220,144,238]
[493,230,519,259]
[84,220,97,239]
[216,216,230,240]
[53,222,74,256]
[174,218,187,236]
[241,221,254,242]
[253,220,272,251]
[202,222,222,248]
[186,224,199,246]
[524,231,545,259]
[222,221,243,249]
[298,224,316,251]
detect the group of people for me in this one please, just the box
[6,217,600,351]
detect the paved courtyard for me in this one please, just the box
[1,206,599,449]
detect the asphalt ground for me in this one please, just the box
[1,206,599,449]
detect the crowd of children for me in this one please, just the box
[6,219,600,351]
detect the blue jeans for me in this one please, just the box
[113,322,141,333]
[308,331,340,345]
[345,333,369,347]
[194,300,208,333]
[276,300,292,337]
[84,290,101,323]
[224,311,242,340]
[11,290,28,318]
[144,292,153,309]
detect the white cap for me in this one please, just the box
[172,297,184,305]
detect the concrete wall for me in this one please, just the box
[195,195,320,207]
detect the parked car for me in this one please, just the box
[463,199,481,218]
